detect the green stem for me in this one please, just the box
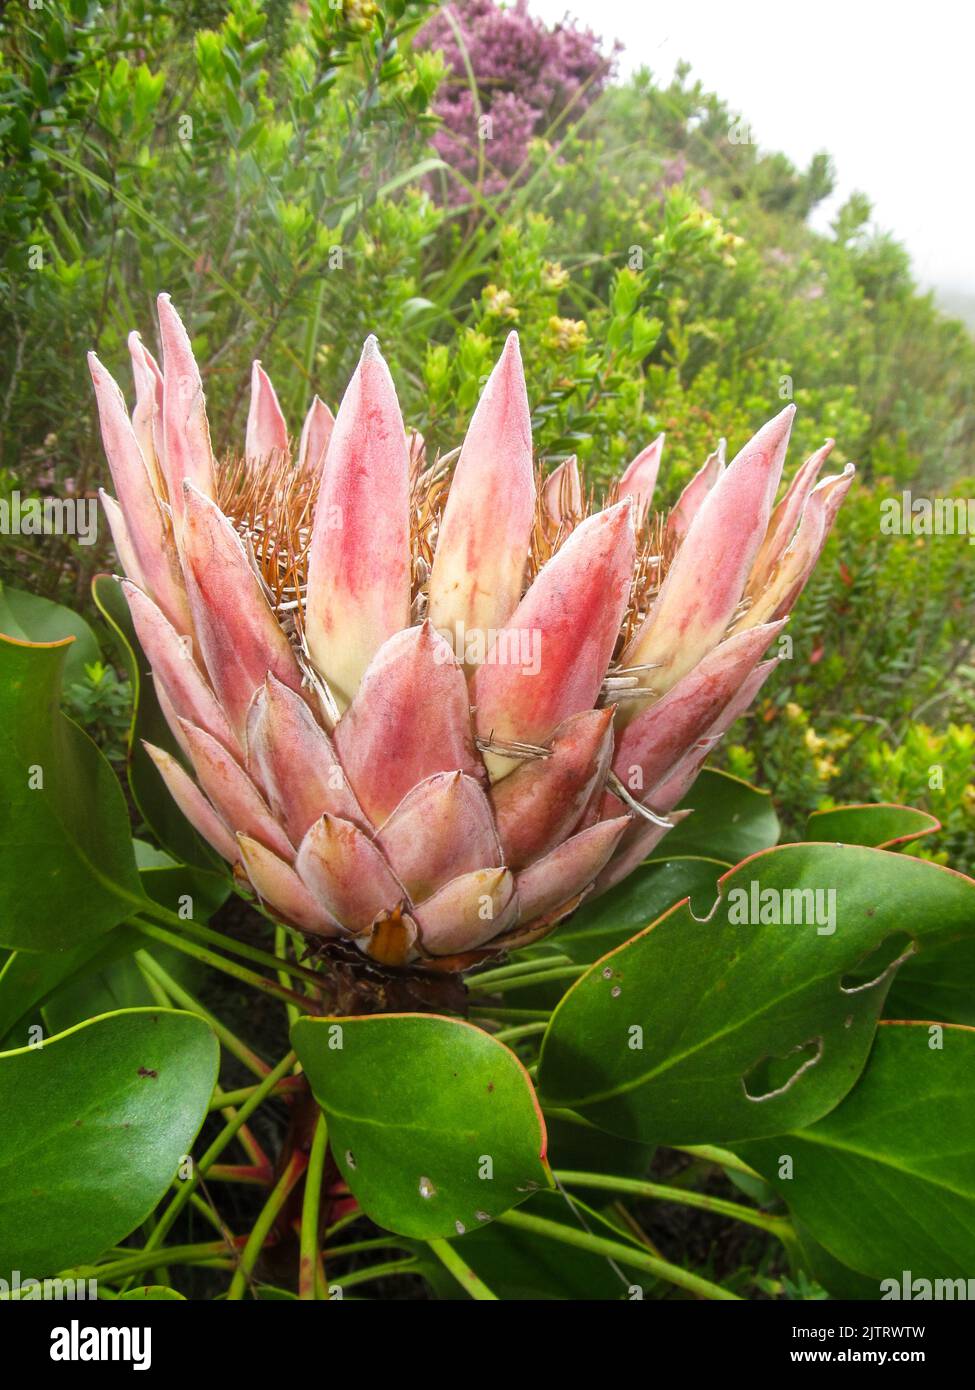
[276,924,303,1029]
[227,1150,307,1300]
[139,901,322,990]
[329,1259,418,1292]
[137,950,270,1079]
[324,1211,361,1243]
[497,1210,740,1300]
[468,1006,552,1023]
[553,1170,796,1245]
[136,959,172,1009]
[188,1193,232,1238]
[467,965,585,995]
[675,1144,765,1181]
[323,1238,410,1260]
[492,1021,549,1044]
[145,1051,298,1251]
[209,1077,304,1111]
[206,1164,273,1185]
[468,954,573,989]
[135,920,308,1010]
[299,1113,329,1301]
[68,1242,230,1283]
[427,1239,498,1300]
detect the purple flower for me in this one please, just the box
[420,0,617,199]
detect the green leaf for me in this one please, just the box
[291,1013,551,1239]
[134,839,230,922]
[807,803,940,850]
[0,633,143,952]
[92,574,216,869]
[740,1022,975,1283]
[0,583,99,687]
[557,856,725,963]
[0,1008,219,1275]
[665,768,780,862]
[537,845,975,1145]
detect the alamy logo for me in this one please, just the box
[880,491,975,543]
[50,1320,151,1370]
[881,1271,975,1300]
[0,490,98,546]
[726,880,837,935]
[0,1270,96,1300]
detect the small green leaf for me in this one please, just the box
[807,803,940,850]
[666,768,780,861]
[537,845,975,1144]
[740,1022,975,1283]
[0,633,143,952]
[0,1008,219,1275]
[292,1013,550,1239]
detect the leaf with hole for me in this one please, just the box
[537,845,975,1145]
[291,1013,550,1239]
[739,1022,975,1282]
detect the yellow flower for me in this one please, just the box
[482,284,519,321]
[804,727,828,755]
[542,261,570,292]
[815,756,841,781]
[544,316,588,352]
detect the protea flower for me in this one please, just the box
[89,295,854,971]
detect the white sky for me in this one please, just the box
[530,0,975,295]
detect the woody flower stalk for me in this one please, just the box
[89,296,854,971]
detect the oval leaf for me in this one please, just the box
[291,1013,550,1239]
[0,1007,219,1275]
[537,844,975,1144]
[807,802,940,850]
